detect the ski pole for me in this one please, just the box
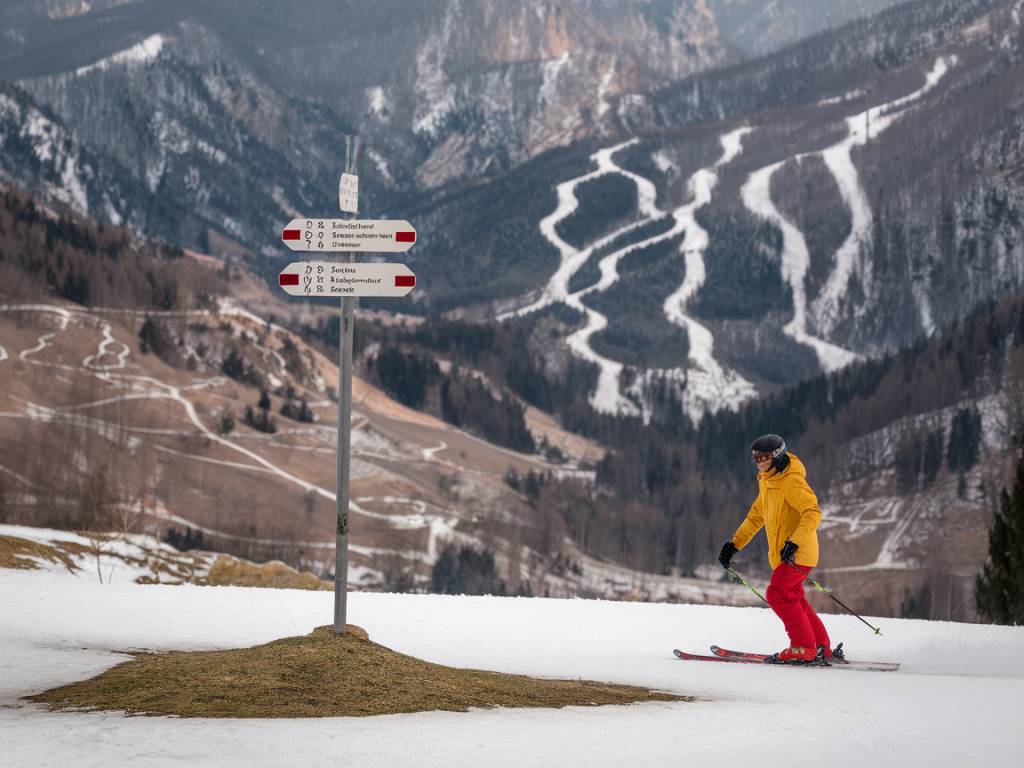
[726,566,768,606]
[783,560,883,636]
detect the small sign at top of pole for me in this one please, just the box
[340,136,360,213]
[339,173,358,213]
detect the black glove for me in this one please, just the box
[718,541,738,569]
[780,540,798,564]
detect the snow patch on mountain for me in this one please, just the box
[366,86,389,122]
[74,34,164,77]
[412,19,457,136]
[595,59,617,121]
[367,148,393,185]
[101,194,122,226]
[540,52,570,106]
[21,108,89,212]
[652,149,676,174]
[197,140,226,164]
[819,89,864,106]
[0,94,20,121]
[47,2,93,20]
[24,112,58,163]
[145,156,164,193]
[270,185,300,218]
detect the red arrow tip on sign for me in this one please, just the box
[395,231,416,243]
[282,229,301,241]
[394,275,416,288]
[279,273,299,286]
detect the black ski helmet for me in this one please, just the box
[751,434,789,473]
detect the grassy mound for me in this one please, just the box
[204,555,330,590]
[0,532,328,589]
[0,535,81,571]
[28,625,688,717]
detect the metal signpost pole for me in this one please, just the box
[334,135,360,635]
[276,137,415,634]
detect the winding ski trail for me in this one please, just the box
[504,130,756,420]
[814,56,953,336]
[658,127,758,418]
[740,57,954,370]
[741,161,862,372]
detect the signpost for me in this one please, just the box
[279,135,417,635]
[278,261,416,297]
[280,218,417,253]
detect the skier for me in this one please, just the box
[717,434,836,664]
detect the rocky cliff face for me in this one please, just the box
[0,0,732,195]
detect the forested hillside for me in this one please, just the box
[386,286,1024,617]
[0,186,223,309]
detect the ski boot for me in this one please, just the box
[817,642,846,664]
[764,646,818,664]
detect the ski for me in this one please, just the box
[672,648,899,672]
[711,645,773,662]
[674,649,766,665]
[710,644,900,672]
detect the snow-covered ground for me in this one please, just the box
[2,563,1022,767]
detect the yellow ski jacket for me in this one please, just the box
[730,453,822,569]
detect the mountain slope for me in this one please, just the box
[707,0,908,55]
[0,0,732,197]
[472,0,1024,419]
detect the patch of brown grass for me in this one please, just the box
[28,625,688,718]
[0,532,328,590]
[204,555,330,590]
[0,535,79,572]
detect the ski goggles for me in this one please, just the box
[752,446,785,465]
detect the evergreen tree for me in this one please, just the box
[895,435,923,492]
[922,429,943,487]
[976,438,1024,625]
[430,543,506,596]
[948,407,983,473]
[138,316,180,366]
[431,545,458,594]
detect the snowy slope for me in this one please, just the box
[2,567,1022,767]
[503,129,759,422]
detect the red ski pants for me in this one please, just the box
[765,563,830,651]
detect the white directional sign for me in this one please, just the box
[278,261,416,297]
[281,218,416,253]
[339,173,358,213]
